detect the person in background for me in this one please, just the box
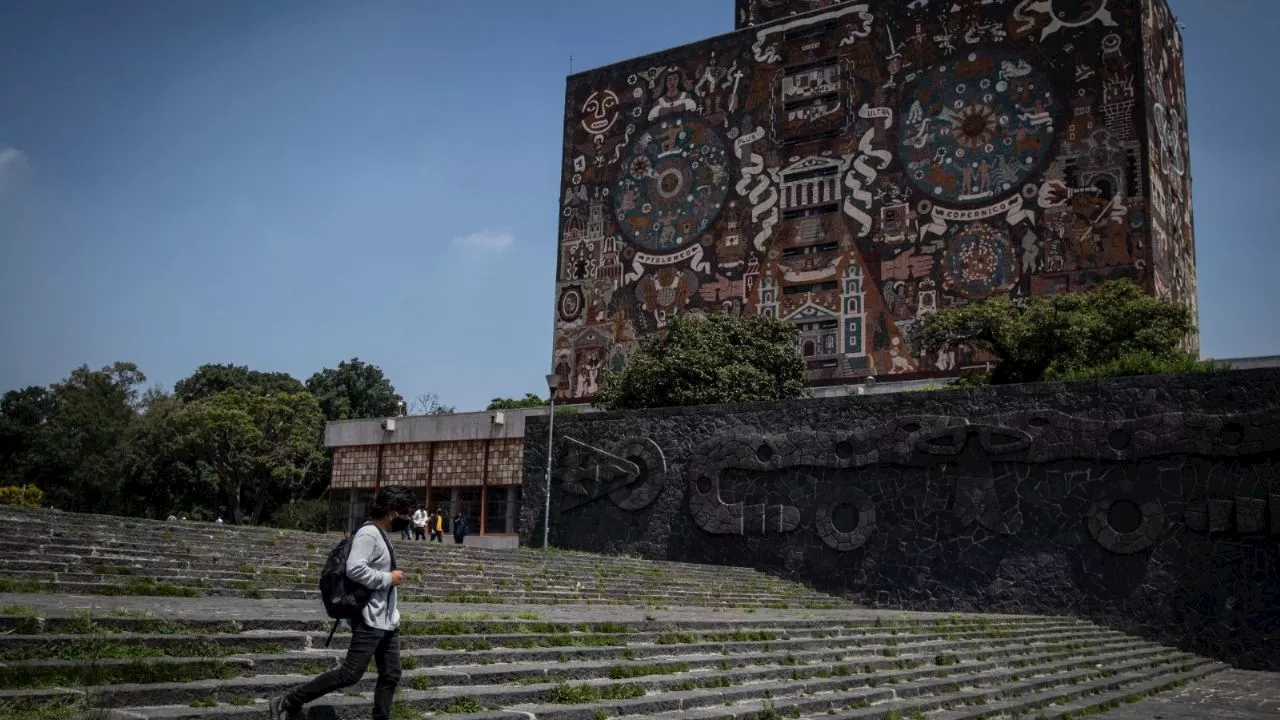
[452,512,469,545]
[215,516,223,525]
[430,509,444,543]
[411,506,428,541]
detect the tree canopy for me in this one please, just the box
[178,388,324,525]
[594,313,807,410]
[920,278,1208,385]
[173,363,305,402]
[1,357,447,526]
[305,358,404,421]
[486,393,548,410]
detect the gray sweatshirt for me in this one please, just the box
[346,524,399,631]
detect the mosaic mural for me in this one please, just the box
[1141,0,1197,350]
[735,0,857,30]
[554,0,1194,402]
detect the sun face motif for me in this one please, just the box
[955,104,997,149]
[897,50,1055,207]
[629,156,652,179]
[614,115,729,252]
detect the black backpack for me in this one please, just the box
[319,523,396,645]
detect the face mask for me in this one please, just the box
[390,517,411,532]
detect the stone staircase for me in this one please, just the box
[0,507,1229,720]
[0,507,833,609]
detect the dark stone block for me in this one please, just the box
[1236,497,1266,535]
[1209,499,1234,533]
[1271,494,1280,537]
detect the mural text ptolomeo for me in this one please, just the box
[553,0,1194,402]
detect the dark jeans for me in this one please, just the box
[429,530,442,542]
[412,526,426,541]
[284,619,401,719]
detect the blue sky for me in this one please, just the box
[1,0,1277,412]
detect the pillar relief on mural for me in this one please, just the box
[1184,495,1280,537]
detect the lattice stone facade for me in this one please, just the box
[330,446,379,491]
[486,439,526,486]
[330,440,526,491]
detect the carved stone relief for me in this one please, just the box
[1087,497,1164,555]
[678,407,1280,552]
[523,371,1280,671]
[555,435,667,512]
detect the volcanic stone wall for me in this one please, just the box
[521,369,1280,670]
[553,0,1193,403]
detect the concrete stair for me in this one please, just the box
[0,604,1223,720]
[0,507,1229,719]
[0,507,832,608]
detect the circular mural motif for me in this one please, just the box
[1088,497,1164,555]
[943,223,1018,299]
[898,50,1056,207]
[816,488,877,552]
[614,115,730,253]
[557,285,584,323]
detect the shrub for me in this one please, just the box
[0,485,43,508]
[268,499,327,534]
[921,279,1204,385]
[1049,349,1220,381]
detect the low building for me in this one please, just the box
[323,408,552,539]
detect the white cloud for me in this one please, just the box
[452,229,514,253]
[0,146,24,176]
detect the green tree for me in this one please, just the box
[179,389,324,524]
[306,358,404,421]
[0,386,58,488]
[920,278,1208,385]
[38,363,147,512]
[594,313,807,410]
[173,363,305,402]
[120,392,212,519]
[486,393,548,410]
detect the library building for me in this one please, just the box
[324,408,549,544]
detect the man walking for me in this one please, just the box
[412,505,428,541]
[270,485,415,720]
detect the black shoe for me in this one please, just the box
[269,696,297,720]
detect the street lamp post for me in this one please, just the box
[543,373,559,550]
